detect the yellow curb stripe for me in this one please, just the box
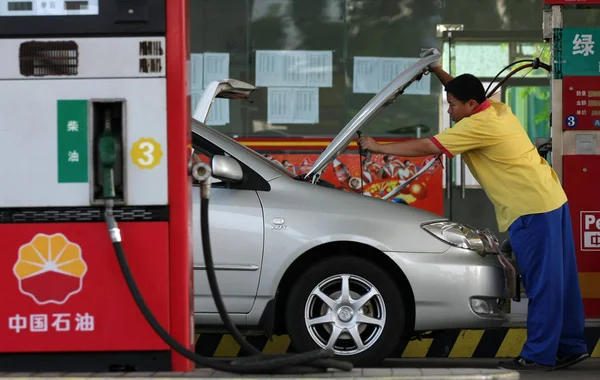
[579,272,600,299]
[262,335,291,355]
[592,339,600,358]
[193,328,600,359]
[496,329,527,358]
[213,334,240,357]
[448,330,485,358]
[401,338,433,357]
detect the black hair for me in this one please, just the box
[444,74,486,104]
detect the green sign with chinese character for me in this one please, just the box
[559,28,600,77]
[57,100,88,183]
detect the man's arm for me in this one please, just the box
[370,138,442,157]
[429,66,454,86]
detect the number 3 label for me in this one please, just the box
[565,114,578,128]
[131,138,163,169]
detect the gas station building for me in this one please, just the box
[190,0,599,238]
[1,0,600,376]
[190,0,600,316]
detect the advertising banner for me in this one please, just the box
[237,138,444,216]
[1,223,170,352]
[545,0,600,4]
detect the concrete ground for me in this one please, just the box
[379,358,600,380]
[0,358,596,379]
[0,367,519,380]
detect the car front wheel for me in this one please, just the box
[284,255,405,366]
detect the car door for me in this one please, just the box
[191,135,265,314]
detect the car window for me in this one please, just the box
[191,131,271,192]
[193,120,296,179]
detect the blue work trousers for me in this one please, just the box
[508,201,588,366]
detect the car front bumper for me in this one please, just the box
[386,247,520,332]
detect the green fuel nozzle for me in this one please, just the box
[99,109,117,200]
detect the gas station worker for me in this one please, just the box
[358,51,589,371]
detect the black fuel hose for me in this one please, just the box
[105,199,353,374]
[484,59,537,96]
[486,63,536,98]
[485,58,551,98]
[198,197,351,371]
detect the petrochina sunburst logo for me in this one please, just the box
[13,233,87,305]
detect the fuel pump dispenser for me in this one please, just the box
[544,0,600,320]
[0,1,353,375]
[0,0,194,372]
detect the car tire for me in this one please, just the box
[284,255,405,367]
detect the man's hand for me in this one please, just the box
[420,47,442,70]
[420,47,453,86]
[358,136,381,153]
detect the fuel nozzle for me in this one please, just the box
[99,108,117,201]
[356,131,371,162]
[191,161,212,200]
[364,149,372,164]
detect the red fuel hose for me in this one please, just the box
[486,59,552,99]
[486,63,534,98]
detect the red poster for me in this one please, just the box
[563,76,600,130]
[236,138,444,216]
[0,223,170,353]
[271,153,442,214]
[545,0,600,4]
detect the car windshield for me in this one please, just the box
[192,120,296,179]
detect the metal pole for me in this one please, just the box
[446,33,453,202]
[550,5,564,183]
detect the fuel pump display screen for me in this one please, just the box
[0,0,98,16]
[563,76,600,130]
[0,0,164,38]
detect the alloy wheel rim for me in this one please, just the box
[304,273,386,356]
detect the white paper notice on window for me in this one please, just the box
[268,87,319,124]
[191,54,204,91]
[190,52,231,90]
[190,53,230,125]
[191,90,230,126]
[256,50,332,88]
[203,53,230,88]
[353,57,430,95]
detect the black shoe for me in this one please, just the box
[498,356,554,371]
[554,353,590,370]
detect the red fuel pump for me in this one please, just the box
[0,1,353,375]
[544,0,600,319]
[0,0,194,372]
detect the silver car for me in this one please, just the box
[190,53,520,366]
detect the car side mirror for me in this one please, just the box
[211,155,243,183]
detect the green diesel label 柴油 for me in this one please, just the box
[57,100,89,183]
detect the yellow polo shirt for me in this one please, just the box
[430,99,567,232]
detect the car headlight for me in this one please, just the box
[421,221,491,256]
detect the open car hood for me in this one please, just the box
[304,52,441,181]
[192,79,257,125]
